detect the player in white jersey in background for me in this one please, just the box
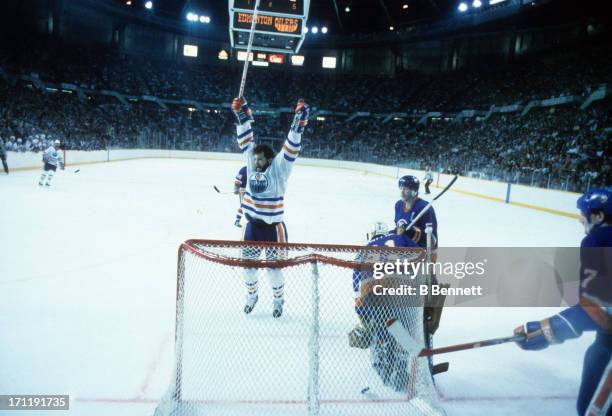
[39,140,64,187]
[231,96,309,318]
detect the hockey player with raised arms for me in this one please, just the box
[232,96,309,318]
[39,140,64,187]
[514,188,612,416]
[394,175,438,249]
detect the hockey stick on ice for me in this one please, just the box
[404,175,458,231]
[419,334,532,357]
[213,185,234,195]
[387,318,542,357]
[360,387,381,401]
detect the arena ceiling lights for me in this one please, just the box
[459,0,506,13]
[186,12,211,24]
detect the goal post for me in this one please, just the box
[155,239,445,416]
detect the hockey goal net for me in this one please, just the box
[155,239,444,416]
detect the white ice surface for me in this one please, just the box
[0,159,592,415]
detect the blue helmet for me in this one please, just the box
[577,188,612,218]
[399,175,419,201]
[398,175,420,192]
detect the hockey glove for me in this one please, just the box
[348,324,372,349]
[291,99,310,134]
[514,305,596,351]
[231,97,254,125]
[397,220,422,244]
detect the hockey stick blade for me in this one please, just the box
[73,169,80,173]
[386,318,422,356]
[432,362,449,375]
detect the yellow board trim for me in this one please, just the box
[437,186,580,219]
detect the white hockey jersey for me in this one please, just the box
[236,122,301,224]
[43,146,64,167]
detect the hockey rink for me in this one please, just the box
[0,158,594,416]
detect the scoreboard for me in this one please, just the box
[229,0,309,54]
[233,13,301,35]
[232,0,305,16]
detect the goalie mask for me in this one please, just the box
[367,221,388,242]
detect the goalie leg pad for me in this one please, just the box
[371,339,410,392]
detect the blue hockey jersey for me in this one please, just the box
[394,198,438,248]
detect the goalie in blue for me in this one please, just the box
[347,222,422,391]
[514,188,612,416]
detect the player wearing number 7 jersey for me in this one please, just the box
[514,188,612,416]
[232,96,309,318]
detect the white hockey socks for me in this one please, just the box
[244,268,259,299]
[45,170,54,185]
[269,269,285,301]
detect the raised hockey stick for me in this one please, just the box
[238,0,261,98]
[387,318,542,357]
[404,175,458,231]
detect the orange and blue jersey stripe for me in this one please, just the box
[281,137,301,162]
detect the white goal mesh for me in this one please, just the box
[154,240,445,416]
